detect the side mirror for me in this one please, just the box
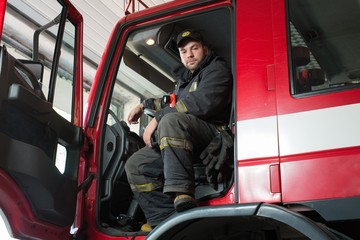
[19,59,44,83]
[18,59,46,100]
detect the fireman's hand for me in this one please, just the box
[143,118,158,148]
[200,130,233,190]
[128,103,144,124]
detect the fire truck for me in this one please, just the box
[0,0,359,239]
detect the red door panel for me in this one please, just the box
[274,0,360,204]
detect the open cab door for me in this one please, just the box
[0,0,84,239]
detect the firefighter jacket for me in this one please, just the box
[143,50,233,124]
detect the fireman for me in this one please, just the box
[125,29,233,231]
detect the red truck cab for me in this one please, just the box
[0,0,359,239]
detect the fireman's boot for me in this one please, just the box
[174,194,197,212]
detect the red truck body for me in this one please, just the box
[0,0,359,239]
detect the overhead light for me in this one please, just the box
[146,38,155,46]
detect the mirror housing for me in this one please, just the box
[19,59,44,83]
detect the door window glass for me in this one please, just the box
[287,0,360,95]
[53,20,75,121]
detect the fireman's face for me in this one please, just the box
[179,40,208,72]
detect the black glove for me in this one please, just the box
[200,130,233,190]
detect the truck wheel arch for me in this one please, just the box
[146,203,341,240]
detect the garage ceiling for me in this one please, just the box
[72,0,173,66]
[4,0,173,87]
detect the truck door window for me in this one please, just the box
[53,21,76,121]
[287,0,360,96]
[4,0,77,121]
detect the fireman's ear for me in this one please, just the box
[203,45,209,55]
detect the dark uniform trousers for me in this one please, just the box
[125,112,219,226]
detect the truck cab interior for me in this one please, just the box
[98,6,234,233]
